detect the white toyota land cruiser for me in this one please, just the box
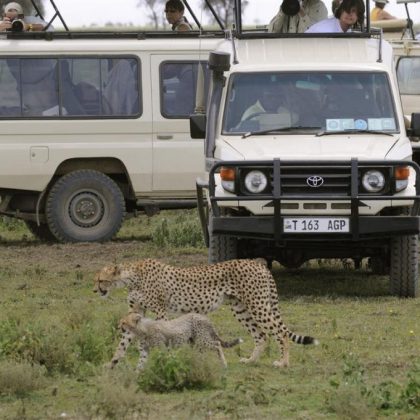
[193,5,420,297]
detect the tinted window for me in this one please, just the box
[223,72,398,134]
[161,61,208,118]
[0,57,140,118]
[397,57,420,95]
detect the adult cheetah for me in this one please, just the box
[94,258,318,368]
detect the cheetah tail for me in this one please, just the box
[220,337,244,348]
[288,331,319,346]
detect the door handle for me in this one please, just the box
[157,134,173,140]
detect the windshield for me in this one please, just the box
[222,72,398,135]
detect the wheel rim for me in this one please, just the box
[68,191,106,228]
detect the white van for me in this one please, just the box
[0,32,223,242]
[193,9,420,297]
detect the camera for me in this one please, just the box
[6,14,25,32]
[281,0,301,16]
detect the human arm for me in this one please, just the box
[24,16,54,32]
[377,9,397,20]
[297,0,328,32]
[268,7,287,32]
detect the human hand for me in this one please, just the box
[0,19,12,31]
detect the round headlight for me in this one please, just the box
[362,170,385,193]
[244,170,268,194]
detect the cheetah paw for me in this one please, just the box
[273,360,289,368]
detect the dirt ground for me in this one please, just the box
[0,239,208,273]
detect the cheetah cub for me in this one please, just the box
[116,312,242,369]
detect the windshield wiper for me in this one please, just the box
[242,126,321,139]
[316,129,394,137]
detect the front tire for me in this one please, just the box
[46,170,126,243]
[389,235,418,297]
[208,210,238,264]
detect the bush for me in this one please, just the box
[0,360,47,398]
[152,211,204,248]
[137,346,224,392]
[88,368,147,419]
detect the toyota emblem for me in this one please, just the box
[306,176,324,187]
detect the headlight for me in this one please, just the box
[362,170,385,193]
[244,170,268,194]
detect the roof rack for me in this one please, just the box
[17,0,226,38]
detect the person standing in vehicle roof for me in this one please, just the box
[370,0,396,21]
[165,0,193,31]
[0,2,52,32]
[268,0,328,33]
[306,0,365,32]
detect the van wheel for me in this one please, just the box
[25,221,57,242]
[208,210,237,263]
[389,235,418,297]
[46,170,126,243]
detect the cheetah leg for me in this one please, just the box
[230,299,268,364]
[135,342,149,371]
[269,281,290,368]
[107,328,135,369]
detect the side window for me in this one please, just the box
[160,61,208,118]
[397,57,420,95]
[0,57,141,118]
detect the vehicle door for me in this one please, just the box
[150,55,208,195]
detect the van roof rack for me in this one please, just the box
[3,0,226,40]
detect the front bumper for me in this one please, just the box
[197,158,420,244]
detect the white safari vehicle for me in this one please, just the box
[0,0,223,242]
[193,0,420,297]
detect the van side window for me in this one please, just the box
[397,57,420,95]
[160,61,208,118]
[0,57,141,118]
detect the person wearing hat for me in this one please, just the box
[0,2,52,32]
[371,0,396,21]
[306,0,365,32]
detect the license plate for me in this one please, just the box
[283,217,350,233]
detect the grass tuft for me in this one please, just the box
[137,346,224,392]
[0,360,47,398]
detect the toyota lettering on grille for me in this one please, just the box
[306,176,324,188]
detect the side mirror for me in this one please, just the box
[209,52,231,73]
[190,113,206,139]
[410,113,420,137]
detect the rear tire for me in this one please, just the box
[46,170,126,243]
[389,235,418,297]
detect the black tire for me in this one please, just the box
[208,210,237,264]
[46,170,126,243]
[25,221,57,242]
[389,235,419,297]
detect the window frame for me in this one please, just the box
[0,54,142,120]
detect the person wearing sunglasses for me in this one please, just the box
[164,0,193,31]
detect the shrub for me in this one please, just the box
[137,346,224,392]
[152,212,204,248]
[88,368,148,419]
[0,360,47,398]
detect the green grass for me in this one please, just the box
[0,211,419,419]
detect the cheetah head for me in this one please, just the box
[119,311,142,330]
[93,264,124,298]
